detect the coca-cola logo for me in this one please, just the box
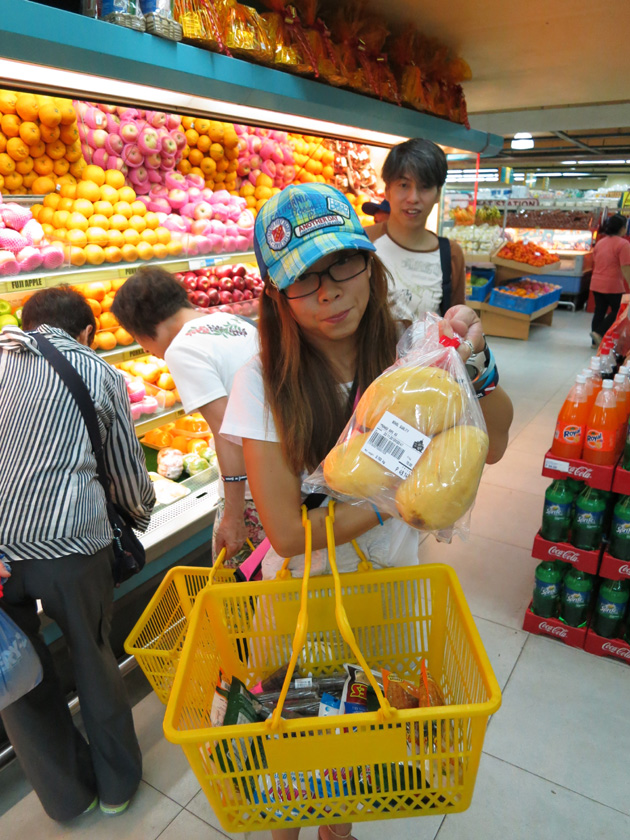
[548,546,579,563]
[602,642,630,659]
[539,621,568,638]
[618,564,630,576]
[569,466,593,478]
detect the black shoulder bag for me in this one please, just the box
[437,235,453,316]
[32,333,146,586]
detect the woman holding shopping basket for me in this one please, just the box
[221,183,513,840]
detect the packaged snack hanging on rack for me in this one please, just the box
[221,0,274,64]
[175,0,230,53]
[304,313,489,539]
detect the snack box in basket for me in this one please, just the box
[584,627,630,664]
[522,603,587,649]
[489,282,562,315]
[532,532,601,576]
[542,450,617,491]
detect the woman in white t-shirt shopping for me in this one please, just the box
[221,183,512,840]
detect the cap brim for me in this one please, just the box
[274,233,376,291]
[361,200,390,216]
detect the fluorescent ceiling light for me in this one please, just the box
[577,160,627,165]
[561,160,577,165]
[0,57,410,147]
[511,132,534,150]
[536,173,562,177]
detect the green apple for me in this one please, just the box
[0,314,19,329]
[13,308,22,326]
[0,300,12,316]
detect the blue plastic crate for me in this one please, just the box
[467,267,495,302]
[488,284,562,315]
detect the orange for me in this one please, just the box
[256,173,274,189]
[59,183,77,199]
[107,229,125,248]
[143,211,159,230]
[83,164,105,186]
[46,140,66,160]
[239,181,255,197]
[66,228,87,248]
[58,196,75,212]
[152,242,168,260]
[128,214,146,233]
[39,125,60,144]
[196,135,210,153]
[41,222,55,238]
[181,145,190,159]
[49,227,67,242]
[188,148,203,167]
[223,129,238,150]
[111,277,127,292]
[100,311,119,329]
[85,297,102,317]
[0,135,5,154]
[189,166,204,179]
[208,122,224,143]
[123,228,141,246]
[95,330,116,350]
[28,140,46,159]
[194,118,210,135]
[43,192,61,209]
[114,327,135,347]
[22,171,38,189]
[55,100,77,125]
[89,213,110,230]
[86,226,109,247]
[0,91,18,115]
[254,185,272,201]
[209,143,224,161]
[18,121,40,146]
[225,146,239,161]
[38,206,55,225]
[200,157,216,177]
[1,114,20,138]
[52,209,71,228]
[53,158,70,177]
[64,142,83,163]
[85,282,107,301]
[216,158,229,173]
[30,202,44,219]
[72,198,94,219]
[105,169,125,189]
[187,439,209,455]
[140,228,158,245]
[33,155,54,176]
[69,246,86,267]
[166,239,183,257]
[114,201,132,219]
[101,293,115,312]
[185,128,199,147]
[76,180,101,202]
[130,200,147,217]
[99,184,119,203]
[109,213,129,232]
[59,124,78,145]
[181,116,195,130]
[91,201,113,220]
[121,243,138,263]
[154,226,171,245]
[177,159,191,175]
[69,159,87,179]
[39,103,62,128]
[104,246,122,264]
[31,175,56,195]
[4,172,23,191]
[117,186,136,203]
[136,241,154,261]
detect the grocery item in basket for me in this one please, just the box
[223,677,267,726]
[210,671,232,727]
[157,447,184,479]
[319,692,341,716]
[306,313,488,538]
[340,663,370,714]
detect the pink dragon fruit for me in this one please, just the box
[1,203,32,232]
[0,229,29,254]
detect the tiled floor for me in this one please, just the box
[3,308,630,839]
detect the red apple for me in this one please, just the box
[220,279,235,292]
[233,276,246,291]
[232,289,244,302]
[207,289,221,306]
[219,291,233,304]
[182,272,198,292]
[191,290,210,307]
[231,264,247,277]
[196,276,211,293]
[242,289,253,300]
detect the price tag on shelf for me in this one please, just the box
[544,457,570,473]
[127,346,147,359]
[0,275,47,295]
[118,267,140,278]
[188,258,208,270]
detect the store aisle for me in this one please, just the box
[2,310,630,840]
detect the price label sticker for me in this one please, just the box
[544,457,570,473]
[127,347,146,359]
[294,677,313,690]
[0,276,46,294]
[188,258,207,270]
[361,411,430,480]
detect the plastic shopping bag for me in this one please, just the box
[0,609,43,711]
[304,313,489,541]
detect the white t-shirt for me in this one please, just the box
[164,312,259,414]
[221,356,419,577]
[373,232,444,323]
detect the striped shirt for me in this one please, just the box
[0,325,155,562]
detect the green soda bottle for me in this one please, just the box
[540,479,573,543]
[560,569,593,627]
[594,578,630,638]
[609,496,630,561]
[571,487,607,550]
[623,424,630,470]
[532,560,563,618]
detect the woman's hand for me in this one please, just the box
[443,304,485,360]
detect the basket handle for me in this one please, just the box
[326,501,394,722]
[206,547,228,586]
[266,505,312,731]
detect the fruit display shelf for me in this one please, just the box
[0,250,257,297]
[467,299,558,341]
[133,405,186,438]
[97,342,147,366]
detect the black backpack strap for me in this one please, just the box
[437,236,452,315]
[31,333,111,505]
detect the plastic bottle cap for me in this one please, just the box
[620,366,629,375]
[615,374,625,383]
[576,375,586,384]
[582,368,592,377]
[602,379,614,389]
[590,358,601,370]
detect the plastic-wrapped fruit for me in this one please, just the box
[185,455,210,475]
[323,431,398,499]
[200,447,217,465]
[182,453,200,472]
[157,447,184,480]
[395,425,489,530]
[175,414,210,435]
[354,365,465,437]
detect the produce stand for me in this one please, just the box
[467,299,558,340]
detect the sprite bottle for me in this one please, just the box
[609,496,630,561]
[594,578,629,638]
[560,569,593,627]
[571,486,606,550]
[540,479,573,543]
[532,560,563,618]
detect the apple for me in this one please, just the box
[237,160,252,178]
[209,277,221,289]
[233,276,246,291]
[122,144,144,167]
[232,289,244,302]
[191,290,210,308]
[231,264,247,277]
[207,289,220,306]
[242,289,253,300]
[252,287,262,298]
[215,265,233,280]
[182,272,198,292]
[120,121,140,144]
[196,276,211,293]
[193,202,213,221]
[172,130,187,150]
[220,278,235,293]
[219,291,233,304]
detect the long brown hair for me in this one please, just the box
[259,254,397,475]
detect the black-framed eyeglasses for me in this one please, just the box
[283,251,370,300]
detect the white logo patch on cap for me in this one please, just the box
[266,217,292,251]
[294,214,343,238]
[327,196,350,218]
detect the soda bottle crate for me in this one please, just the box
[599,551,630,581]
[522,602,588,649]
[542,449,617,491]
[532,531,602,576]
[612,465,630,494]
[584,627,630,664]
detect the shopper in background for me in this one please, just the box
[112,267,261,566]
[365,138,466,325]
[222,184,512,840]
[0,287,155,821]
[590,213,630,347]
[361,197,390,225]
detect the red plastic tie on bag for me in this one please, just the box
[439,335,461,348]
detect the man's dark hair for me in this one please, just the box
[382,138,448,190]
[112,266,192,340]
[21,286,96,338]
[604,214,628,236]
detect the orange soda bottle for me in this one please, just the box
[583,380,620,466]
[581,368,596,414]
[589,357,603,401]
[613,373,630,454]
[550,375,589,458]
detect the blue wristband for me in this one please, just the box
[372,504,384,526]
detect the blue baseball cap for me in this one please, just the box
[361,198,391,217]
[254,183,376,291]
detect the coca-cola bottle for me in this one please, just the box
[594,578,629,638]
[560,568,593,627]
[532,560,562,618]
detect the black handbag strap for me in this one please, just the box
[31,332,112,505]
[437,235,452,316]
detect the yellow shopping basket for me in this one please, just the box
[163,505,501,830]
[124,549,234,704]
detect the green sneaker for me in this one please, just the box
[82,796,99,815]
[99,800,130,816]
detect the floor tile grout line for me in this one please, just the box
[480,751,630,819]
[153,805,186,839]
[430,814,447,839]
[484,635,531,733]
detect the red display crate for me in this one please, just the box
[612,465,630,494]
[522,603,588,649]
[584,627,630,664]
[542,450,617,491]
[532,532,601,575]
[599,551,630,581]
